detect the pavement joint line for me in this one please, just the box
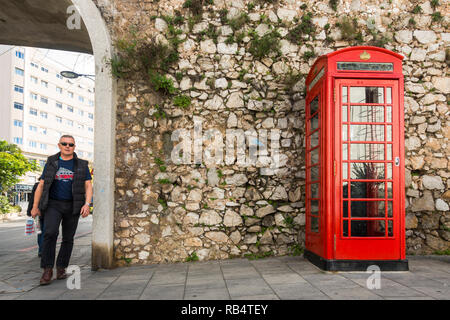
[93,269,125,300]
[182,263,190,300]
[137,267,156,300]
[247,259,281,300]
[373,273,437,298]
[218,261,232,300]
[285,261,332,299]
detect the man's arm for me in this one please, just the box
[31,180,44,218]
[80,180,93,217]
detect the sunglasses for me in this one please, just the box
[60,142,75,147]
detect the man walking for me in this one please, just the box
[31,135,92,285]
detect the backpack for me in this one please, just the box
[26,182,40,216]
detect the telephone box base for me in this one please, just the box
[304,250,409,271]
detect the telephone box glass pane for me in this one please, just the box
[310,147,319,164]
[343,181,349,198]
[310,97,319,115]
[342,125,348,141]
[386,163,392,179]
[387,201,393,217]
[387,125,392,141]
[310,130,320,148]
[351,220,385,237]
[343,144,348,160]
[311,200,319,214]
[311,216,319,233]
[386,106,392,122]
[342,106,347,121]
[350,125,384,141]
[387,182,393,198]
[343,201,348,217]
[343,163,348,179]
[350,87,384,104]
[350,144,385,160]
[350,163,385,179]
[342,87,347,103]
[310,113,319,130]
[388,220,393,236]
[310,165,319,181]
[310,183,319,198]
[351,182,385,199]
[386,87,392,104]
[343,220,348,236]
[350,105,384,122]
[351,201,385,218]
[386,144,392,160]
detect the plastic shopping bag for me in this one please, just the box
[25,217,35,236]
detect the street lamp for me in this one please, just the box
[60,71,95,81]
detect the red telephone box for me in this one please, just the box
[304,46,408,271]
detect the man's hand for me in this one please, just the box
[80,204,90,218]
[31,207,41,218]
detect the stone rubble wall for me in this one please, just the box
[93,0,449,265]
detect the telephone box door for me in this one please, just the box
[335,79,402,260]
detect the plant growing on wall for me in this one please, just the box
[249,30,281,59]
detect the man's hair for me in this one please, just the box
[59,134,75,143]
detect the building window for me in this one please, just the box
[14,85,24,93]
[29,141,37,148]
[14,102,24,110]
[88,100,94,107]
[41,67,48,73]
[40,143,47,150]
[40,111,48,119]
[13,137,23,144]
[13,120,23,127]
[56,87,62,94]
[39,127,47,135]
[30,62,38,68]
[30,92,38,100]
[78,151,84,157]
[56,116,62,123]
[68,91,74,98]
[56,73,63,79]
[55,102,63,109]
[78,109,84,116]
[67,106,74,113]
[88,113,94,120]
[30,76,38,84]
[29,108,38,116]
[41,80,48,88]
[88,127,93,133]
[15,51,24,59]
[29,125,37,132]
[78,96,84,103]
[40,96,48,104]
[15,68,24,76]
[78,123,85,130]
[67,120,73,127]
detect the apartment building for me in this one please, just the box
[0,45,95,203]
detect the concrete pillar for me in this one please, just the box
[73,0,116,269]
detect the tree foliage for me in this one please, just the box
[0,140,38,193]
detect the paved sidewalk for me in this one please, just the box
[1,252,449,300]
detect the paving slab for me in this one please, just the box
[140,283,185,300]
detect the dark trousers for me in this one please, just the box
[37,216,46,254]
[40,199,80,269]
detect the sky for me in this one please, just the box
[35,48,95,76]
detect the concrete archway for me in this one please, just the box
[0,0,116,269]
